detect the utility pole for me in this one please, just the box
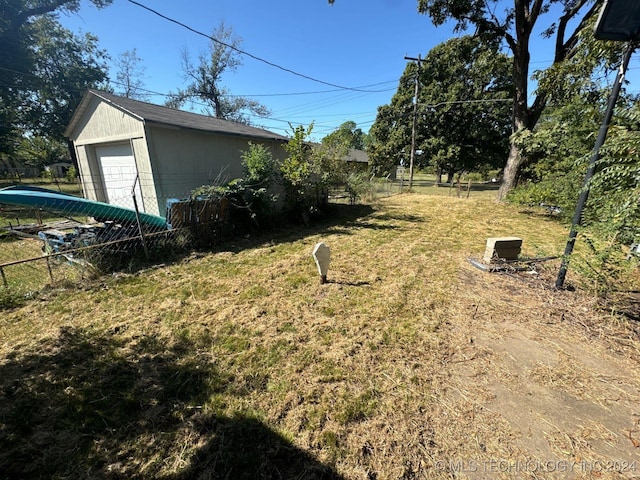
[404,55,422,189]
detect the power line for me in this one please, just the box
[0,65,395,99]
[0,67,380,138]
[127,0,390,93]
[418,98,513,108]
[225,81,398,97]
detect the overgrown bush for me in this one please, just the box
[571,231,638,297]
[510,103,640,296]
[279,124,326,223]
[66,166,78,183]
[192,143,280,231]
[345,172,371,205]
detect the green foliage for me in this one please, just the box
[368,90,412,176]
[534,16,624,107]
[510,94,640,295]
[192,143,281,229]
[416,0,605,201]
[15,136,71,171]
[26,17,108,140]
[1,5,109,154]
[66,165,78,183]
[571,232,637,297]
[321,121,367,151]
[0,286,26,310]
[344,172,371,205]
[588,108,640,245]
[508,89,607,216]
[241,142,277,186]
[369,36,512,178]
[280,124,326,221]
[239,143,278,225]
[281,124,314,187]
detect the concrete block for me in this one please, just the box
[483,237,522,263]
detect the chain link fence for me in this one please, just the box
[0,189,229,296]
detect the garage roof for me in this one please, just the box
[65,89,289,142]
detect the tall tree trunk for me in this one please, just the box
[446,168,454,184]
[497,0,532,202]
[498,142,521,200]
[497,93,546,201]
[495,0,593,201]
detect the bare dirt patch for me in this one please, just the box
[434,261,640,478]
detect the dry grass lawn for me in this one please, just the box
[1,193,639,479]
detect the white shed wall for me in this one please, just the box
[146,125,286,216]
[70,96,144,145]
[69,98,162,215]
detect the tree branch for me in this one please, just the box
[528,0,545,28]
[11,1,75,32]
[556,1,600,62]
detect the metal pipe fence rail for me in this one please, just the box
[0,193,229,294]
[0,224,220,290]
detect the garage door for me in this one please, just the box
[96,143,144,211]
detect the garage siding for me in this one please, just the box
[146,126,286,217]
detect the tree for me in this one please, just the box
[0,0,111,155]
[113,48,149,100]
[166,22,269,124]
[367,99,413,177]
[369,36,512,180]
[507,93,605,214]
[316,120,368,183]
[420,36,512,182]
[16,135,71,172]
[312,121,366,193]
[0,0,111,37]
[20,16,109,141]
[588,107,640,245]
[416,0,605,200]
[280,123,324,220]
[322,121,366,151]
[508,76,639,232]
[281,124,315,191]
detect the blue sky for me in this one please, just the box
[58,0,639,141]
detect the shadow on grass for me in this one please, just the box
[326,280,371,287]
[517,207,566,223]
[216,203,378,252]
[0,327,342,479]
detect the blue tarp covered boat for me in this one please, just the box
[0,186,168,230]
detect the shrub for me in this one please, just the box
[191,143,280,231]
[345,172,370,205]
[66,166,78,183]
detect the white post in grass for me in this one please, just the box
[312,242,331,284]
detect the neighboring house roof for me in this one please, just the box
[345,148,369,164]
[65,89,289,142]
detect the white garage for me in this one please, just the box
[95,143,143,210]
[65,89,288,217]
